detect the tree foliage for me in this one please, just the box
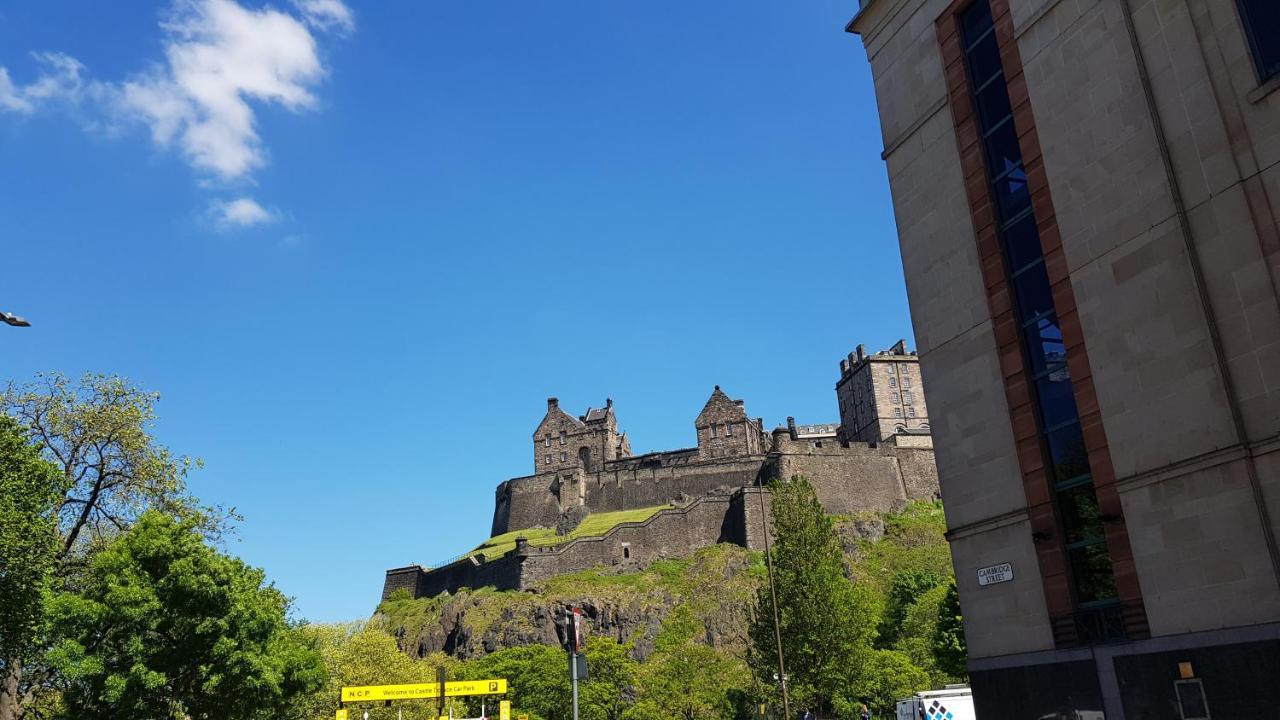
[0,417,65,662]
[632,606,746,720]
[2,373,215,561]
[46,511,325,720]
[749,477,880,715]
[293,625,454,720]
[932,582,967,680]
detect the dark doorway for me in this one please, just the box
[578,447,592,471]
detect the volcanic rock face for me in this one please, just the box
[377,544,761,662]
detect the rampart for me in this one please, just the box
[385,436,941,600]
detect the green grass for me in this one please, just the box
[465,506,673,562]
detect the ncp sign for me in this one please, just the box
[977,562,1013,586]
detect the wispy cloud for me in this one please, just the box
[0,52,87,114]
[293,0,355,34]
[0,0,353,226]
[212,197,277,228]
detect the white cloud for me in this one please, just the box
[293,0,355,34]
[213,197,277,228]
[0,0,352,228]
[118,0,338,181]
[0,52,87,114]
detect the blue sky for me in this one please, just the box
[0,0,910,622]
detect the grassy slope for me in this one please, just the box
[465,506,673,562]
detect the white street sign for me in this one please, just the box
[977,562,1013,586]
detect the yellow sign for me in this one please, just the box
[336,711,348,720]
[500,700,512,720]
[518,715,529,720]
[341,679,508,702]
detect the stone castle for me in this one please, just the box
[384,342,941,601]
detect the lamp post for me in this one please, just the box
[2,311,31,327]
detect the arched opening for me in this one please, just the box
[578,446,592,472]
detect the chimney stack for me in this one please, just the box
[856,344,866,362]
[547,397,559,410]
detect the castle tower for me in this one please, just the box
[533,397,631,474]
[835,340,930,444]
[694,386,765,459]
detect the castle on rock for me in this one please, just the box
[384,342,940,600]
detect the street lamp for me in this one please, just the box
[1,311,31,327]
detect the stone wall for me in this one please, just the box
[392,438,943,601]
[764,432,941,514]
[387,493,744,599]
[492,452,766,535]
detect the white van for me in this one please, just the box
[895,686,976,720]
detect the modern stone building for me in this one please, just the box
[384,351,941,600]
[847,0,1280,716]
[837,339,932,443]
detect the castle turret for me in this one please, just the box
[694,386,766,459]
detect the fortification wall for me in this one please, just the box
[763,436,941,514]
[517,494,739,585]
[385,493,743,599]
[491,454,765,536]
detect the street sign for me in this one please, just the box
[977,562,1013,586]
[342,679,508,702]
[500,700,512,720]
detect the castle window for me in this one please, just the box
[544,436,550,447]
[559,431,566,445]
[889,376,897,388]
[893,407,903,417]
[710,423,718,438]
[726,422,733,436]
[902,375,911,388]
[903,391,913,404]
[891,391,900,404]
[559,451,567,462]
[622,543,631,559]
[544,454,551,465]
[908,406,917,418]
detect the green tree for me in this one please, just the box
[850,650,929,717]
[749,477,879,715]
[2,373,215,720]
[0,418,66,719]
[3,373,212,558]
[292,625,454,720]
[636,606,746,720]
[581,639,639,720]
[879,570,944,647]
[891,584,952,687]
[931,583,967,680]
[45,511,325,720]
[462,644,570,720]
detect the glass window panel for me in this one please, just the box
[1025,314,1067,376]
[1069,543,1118,603]
[1238,0,1280,82]
[992,163,1030,219]
[960,0,993,46]
[982,118,1023,179]
[1001,212,1042,272]
[975,78,1013,135]
[1058,486,1103,544]
[1011,261,1055,321]
[966,31,1003,88]
[1045,422,1090,483]
[1035,367,1077,429]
